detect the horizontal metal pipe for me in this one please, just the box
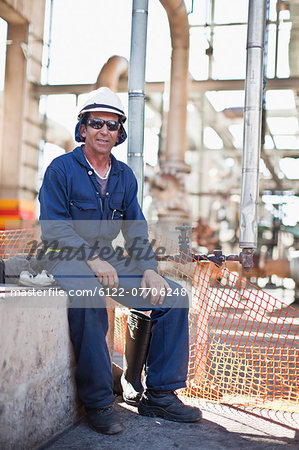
[31,76,299,97]
[225,258,291,278]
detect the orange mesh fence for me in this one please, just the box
[115,233,299,413]
[1,228,298,412]
[114,308,127,355]
[0,227,39,260]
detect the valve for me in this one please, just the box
[156,225,255,271]
[239,248,255,272]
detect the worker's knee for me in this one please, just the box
[163,278,190,310]
[68,307,109,335]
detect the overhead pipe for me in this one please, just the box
[159,0,190,170]
[150,0,190,226]
[239,0,267,268]
[95,55,128,91]
[45,119,74,153]
[128,0,149,206]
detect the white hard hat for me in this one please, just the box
[77,87,126,123]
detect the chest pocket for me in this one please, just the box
[70,199,100,241]
[109,193,125,220]
[70,199,99,220]
[101,193,124,241]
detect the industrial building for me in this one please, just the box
[0,0,298,448]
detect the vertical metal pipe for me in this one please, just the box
[128,0,149,207]
[159,0,189,168]
[208,0,215,80]
[274,0,280,78]
[239,0,267,250]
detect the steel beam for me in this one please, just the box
[31,76,299,97]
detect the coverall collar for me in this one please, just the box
[72,146,124,174]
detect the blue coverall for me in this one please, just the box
[38,146,189,408]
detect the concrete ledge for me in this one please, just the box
[0,288,82,449]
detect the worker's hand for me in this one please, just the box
[140,269,170,305]
[87,257,119,288]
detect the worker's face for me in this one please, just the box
[81,111,120,156]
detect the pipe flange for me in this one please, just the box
[152,169,186,210]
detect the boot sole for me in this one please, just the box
[88,422,124,435]
[122,390,142,407]
[122,395,140,407]
[138,404,202,423]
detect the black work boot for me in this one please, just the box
[112,362,123,396]
[138,390,202,423]
[121,310,152,406]
[85,405,124,435]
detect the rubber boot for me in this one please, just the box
[121,310,152,406]
[112,362,123,396]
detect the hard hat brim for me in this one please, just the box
[78,105,126,122]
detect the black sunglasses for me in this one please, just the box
[86,118,120,131]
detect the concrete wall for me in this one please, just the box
[0,289,82,450]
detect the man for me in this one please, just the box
[38,87,201,435]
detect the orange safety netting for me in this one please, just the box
[115,232,299,413]
[1,228,298,412]
[0,227,39,260]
